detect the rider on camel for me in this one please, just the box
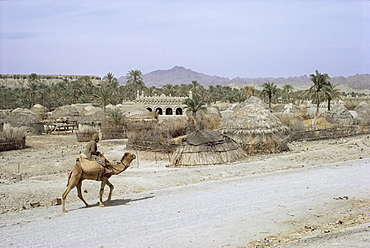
[83,134,112,173]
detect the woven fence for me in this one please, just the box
[101,122,126,140]
[291,125,370,142]
[0,131,26,151]
[76,131,97,142]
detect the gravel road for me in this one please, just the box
[1,158,369,248]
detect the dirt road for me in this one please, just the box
[1,158,369,247]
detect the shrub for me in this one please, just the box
[0,129,26,151]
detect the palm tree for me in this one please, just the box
[282,84,294,103]
[126,70,145,97]
[103,72,118,85]
[95,85,112,112]
[322,82,342,110]
[260,82,278,108]
[183,95,207,130]
[26,82,41,107]
[241,86,255,99]
[162,84,175,96]
[106,109,127,125]
[80,76,94,96]
[28,73,40,84]
[303,70,330,116]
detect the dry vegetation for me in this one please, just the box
[0,130,25,151]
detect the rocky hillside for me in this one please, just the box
[119,66,370,90]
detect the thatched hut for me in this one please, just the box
[5,108,44,135]
[354,101,370,125]
[169,129,247,167]
[218,97,290,154]
[30,104,48,120]
[76,106,105,142]
[320,105,354,125]
[49,105,80,121]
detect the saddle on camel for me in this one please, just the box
[61,133,137,212]
[62,152,136,212]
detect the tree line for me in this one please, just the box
[0,70,356,116]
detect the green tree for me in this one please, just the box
[95,85,112,112]
[162,84,175,96]
[260,82,278,108]
[322,82,342,110]
[102,72,118,85]
[126,70,145,96]
[28,73,40,84]
[183,95,207,130]
[303,70,330,116]
[106,109,127,124]
[26,82,41,107]
[282,84,294,103]
[241,86,255,99]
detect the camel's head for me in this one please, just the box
[121,152,136,165]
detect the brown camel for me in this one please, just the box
[62,152,136,212]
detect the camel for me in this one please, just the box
[61,152,136,212]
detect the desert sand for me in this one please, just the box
[0,133,369,247]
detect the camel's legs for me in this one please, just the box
[106,180,114,201]
[61,165,82,213]
[99,179,107,207]
[61,184,74,213]
[76,181,90,208]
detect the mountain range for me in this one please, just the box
[118,66,370,90]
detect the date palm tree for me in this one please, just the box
[303,70,330,116]
[26,82,41,107]
[242,86,255,99]
[282,84,294,104]
[322,82,342,110]
[95,84,112,112]
[260,82,278,108]
[162,84,175,96]
[126,70,145,97]
[184,95,207,130]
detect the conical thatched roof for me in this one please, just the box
[354,101,370,125]
[169,129,247,167]
[49,105,79,120]
[78,106,105,124]
[320,105,354,125]
[233,96,269,111]
[30,104,48,120]
[219,96,290,154]
[9,108,41,126]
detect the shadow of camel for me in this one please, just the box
[74,195,155,211]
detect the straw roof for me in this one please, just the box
[218,96,290,154]
[78,106,105,124]
[320,105,354,125]
[30,104,48,120]
[354,101,370,125]
[49,105,79,120]
[169,129,247,167]
[233,96,269,111]
[9,108,41,126]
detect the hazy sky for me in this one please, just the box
[1,0,369,79]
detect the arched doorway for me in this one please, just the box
[175,108,183,115]
[146,107,152,112]
[165,108,173,115]
[155,108,163,115]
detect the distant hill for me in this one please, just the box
[118,66,370,90]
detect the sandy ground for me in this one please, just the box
[0,133,369,247]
